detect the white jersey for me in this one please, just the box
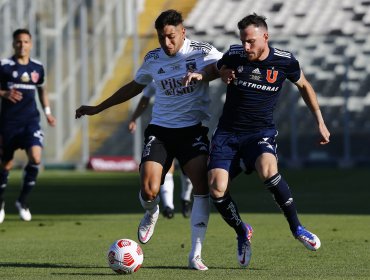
[135,38,223,128]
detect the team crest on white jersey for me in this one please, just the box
[186,59,197,72]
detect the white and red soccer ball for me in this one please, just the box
[107,239,144,274]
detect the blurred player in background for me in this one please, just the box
[128,82,193,219]
[76,10,222,270]
[0,29,56,223]
[185,13,330,268]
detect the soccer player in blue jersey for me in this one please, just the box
[0,29,56,223]
[76,10,222,270]
[186,13,330,267]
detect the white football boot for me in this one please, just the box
[188,255,208,271]
[15,201,32,221]
[294,225,321,251]
[137,207,159,244]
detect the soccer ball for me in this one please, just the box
[107,239,144,274]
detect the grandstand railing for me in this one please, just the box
[0,0,134,163]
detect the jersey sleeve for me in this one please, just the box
[286,54,301,83]
[142,81,155,98]
[216,51,231,70]
[37,64,45,87]
[134,57,154,86]
[204,45,223,66]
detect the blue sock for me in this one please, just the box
[265,173,301,233]
[18,164,39,204]
[211,193,246,236]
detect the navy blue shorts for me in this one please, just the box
[208,127,278,179]
[0,122,44,162]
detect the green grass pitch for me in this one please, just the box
[0,168,369,279]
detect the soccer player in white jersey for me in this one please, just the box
[76,10,223,270]
[128,82,194,219]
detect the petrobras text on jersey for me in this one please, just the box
[7,82,37,90]
[234,79,280,92]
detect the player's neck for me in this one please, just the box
[16,56,30,65]
[258,46,270,61]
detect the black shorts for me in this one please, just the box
[141,123,209,178]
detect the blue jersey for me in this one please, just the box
[0,56,45,127]
[216,45,301,132]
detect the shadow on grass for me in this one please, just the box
[0,262,105,269]
[5,168,370,215]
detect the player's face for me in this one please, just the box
[13,33,32,59]
[157,24,185,56]
[240,25,268,61]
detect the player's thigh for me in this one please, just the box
[182,155,208,195]
[26,145,42,165]
[24,123,44,150]
[255,153,278,181]
[208,128,241,180]
[240,129,278,178]
[208,168,230,198]
[168,160,175,174]
[140,126,174,196]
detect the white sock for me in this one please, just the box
[139,191,160,215]
[181,173,193,202]
[160,173,174,209]
[189,194,210,260]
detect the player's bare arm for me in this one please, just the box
[75,80,145,119]
[294,71,330,145]
[0,88,23,103]
[182,63,220,86]
[128,96,150,133]
[37,86,56,127]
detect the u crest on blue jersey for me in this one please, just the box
[266,69,278,83]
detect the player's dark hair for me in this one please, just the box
[238,13,268,30]
[12,28,32,40]
[155,9,183,30]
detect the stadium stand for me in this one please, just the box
[181,0,370,164]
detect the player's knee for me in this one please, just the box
[28,155,41,165]
[255,156,278,181]
[208,175,228,198]
[140,183,159,201]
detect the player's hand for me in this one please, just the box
[128,121,137,133]
[46,114,56,127]
[219,65,235,84]
[4,88,23,103]
[182,71,204,87]
[75,105,100,119]
[318,122,330,145]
